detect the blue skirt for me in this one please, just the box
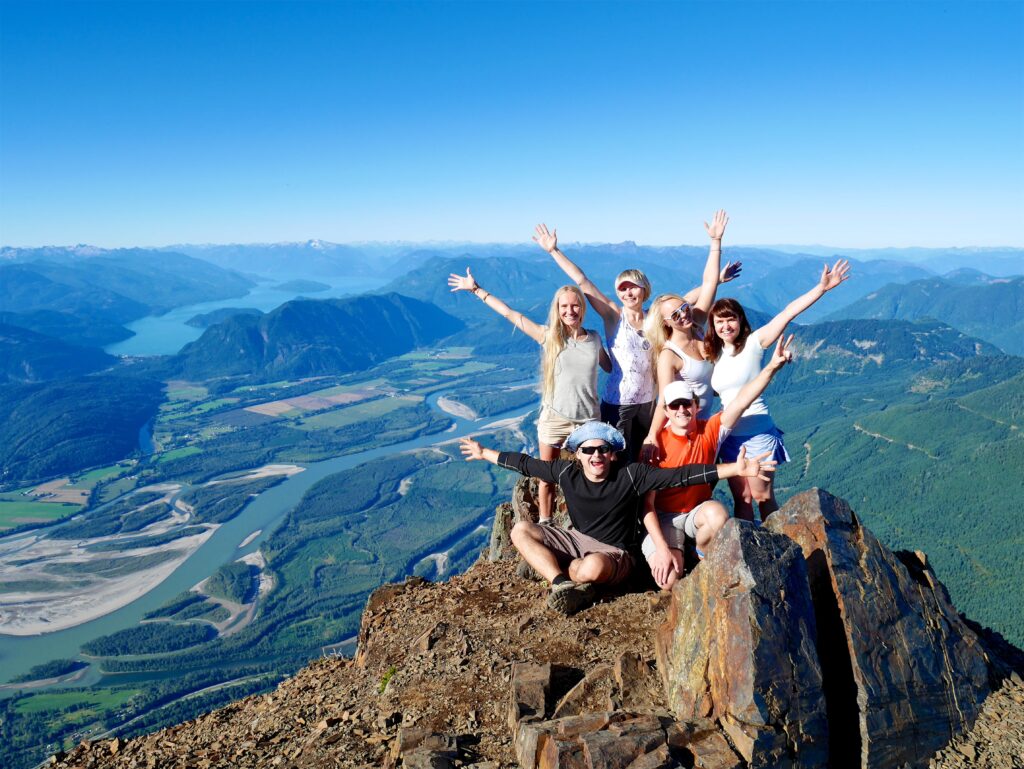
[718,427,790,464]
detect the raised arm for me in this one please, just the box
[755,260,851,348]
[690,210,730,323]
[459,437,564,484]
[533,224,619,327]
[447,267,546,344]
[680,261,742,306]
[721,335,794,430]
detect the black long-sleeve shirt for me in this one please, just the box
[497,452,720,550]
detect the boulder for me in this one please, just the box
[765,488,991,769]
[656,519,828,767]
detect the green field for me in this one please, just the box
[14,688,139,716]
[156,447,203,463]
[293,395,423,430]
[165,385,208,401]
[73,462,134,488]
[0,500,81,530]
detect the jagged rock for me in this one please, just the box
[510,662,553,729]
[766,488,991,769]
[614,654,663,712]
[489,502,517,561]
[552,664,616,718]
[656,519,828,767]
[489,477,572,561]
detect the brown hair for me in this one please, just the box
[704,297,753,361]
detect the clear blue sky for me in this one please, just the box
[1,0,1021,248]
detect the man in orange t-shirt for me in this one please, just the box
[643,336,794,589]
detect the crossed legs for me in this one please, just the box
[510,520,617,585]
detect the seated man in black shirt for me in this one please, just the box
[458,421,775,615]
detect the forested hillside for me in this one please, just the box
[827,275,1024,354]
[174,293,464,380]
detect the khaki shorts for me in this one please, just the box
[640,500,719,560]
[537,406,591,448]
[538,525,634,586]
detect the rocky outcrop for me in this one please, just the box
[765,489,990,769]
[656,520,829,767]
[489,476,571,562]
[49,491,1022,769]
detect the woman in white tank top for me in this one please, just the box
[641,211,732,454]
[704,259,852,522]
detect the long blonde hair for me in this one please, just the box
[541,285,588,402]
[643,293,686,370]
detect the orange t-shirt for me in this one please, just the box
[653,412,726,513]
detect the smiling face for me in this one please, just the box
[577,439,615,480]
[661,299,693,331]
[665,396,700,436]
[616,280,645,310]
[712,311,740,345]
[557,289,583,329]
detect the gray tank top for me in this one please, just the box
[547,330,602,421]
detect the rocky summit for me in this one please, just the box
[51,487,1024,769]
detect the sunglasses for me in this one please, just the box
[668,302,691,324]
[667,398,695,410]
[578,444,614,455]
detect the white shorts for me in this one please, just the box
[641,500,719,560]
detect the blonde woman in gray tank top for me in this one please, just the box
[447,270,611,523]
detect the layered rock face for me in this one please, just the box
[656,521,828,767]
[764,489,990,769]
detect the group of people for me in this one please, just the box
[451,214,851,614]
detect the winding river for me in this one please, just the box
[0,280,535,684]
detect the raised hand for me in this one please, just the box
[720,261,743,284]
[734,447,777,481]
[447,267,479,293]
[819,259,851,292]
[532,223,558,254]
[704,209,729,240]
[767,334,795,370]
[459,437,485,461]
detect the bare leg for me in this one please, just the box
[567,553,616,585]
[748,475,778,519]
[692,501,729,552]
[537,443,560,522]
[510,521,564,583]
[728,476,755,522]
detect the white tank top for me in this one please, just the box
[710,329,775,435]
[663,340,714,420]
[602,317,655,405]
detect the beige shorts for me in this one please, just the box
[537,406,591,448]
[537,525,634,587]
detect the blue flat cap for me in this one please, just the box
[565,421,627,453]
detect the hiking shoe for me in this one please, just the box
[547,581,597,616]
[516,560,542,582]
[537,517,554,526]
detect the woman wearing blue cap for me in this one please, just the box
[458,422,775,615]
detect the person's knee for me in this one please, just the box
[511,520,540,548]
[571,555,613,583]
[751,485,775,504]
[704,501,729,528]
